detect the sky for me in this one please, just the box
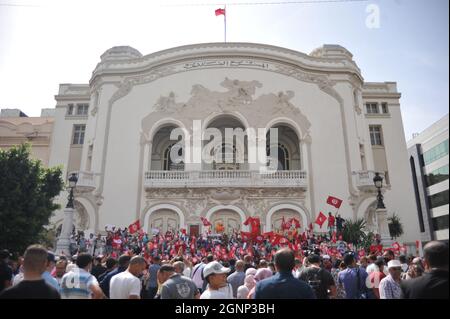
[0,0,448,140]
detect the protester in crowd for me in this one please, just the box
[367,257,386,299]
[99,254,131,298]
[60,253,104,299]
[159,264,200,299]
[243,255,255,272]
[200,255,215,293]
[200,261,233,299]
[322,255,332,272]
[293,258,303,278]
[0,245,60,299]
[255,248,315,299]
[400,241,449,299]
[268,262,276,275]
[110,256,146,299]
[42,251,59,290]
[144,255,161,299]
[247,268,272,299]
[399,255,409,273]
[402,257,424,280]
[379,260,402,299]
[359,256,369,270]
[327,213,335,234]
[227,260,245,298]
[91,255,107,279]
[336,214,344,234]
[299,254,336,299]
[228,259,236,275]
[0,249,13,293]
[366,255,378,274]
[54,259,68,285]
[98,257,118,283]
[237,274,256,299]
[337,252,368,299]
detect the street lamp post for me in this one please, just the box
[373,172,386,209]
[373,172,391,246]
[55,173,78,255]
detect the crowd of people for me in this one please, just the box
[0,224,448,299]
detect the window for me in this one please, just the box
[381,102,389,114]
[266,143,290,170]
[432,215,449,231]
[163,144,184,170]
[72,124,86,145]
[428,189,449,209]
[67,104,74,115]
[76,104,89,116]
[423,139,449,165]
[425,165,449,187]
[366,103,379,114]
[369,125,383,146]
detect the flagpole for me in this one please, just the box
[224,5,227,42]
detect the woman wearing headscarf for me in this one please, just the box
[247,268,273,299]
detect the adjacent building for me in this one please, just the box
[407,114,449,242]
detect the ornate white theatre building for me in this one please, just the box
[46,43,420,247]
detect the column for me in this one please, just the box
[56,207,75,256]
[376,208,393,246]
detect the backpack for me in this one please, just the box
[304,268,324,298]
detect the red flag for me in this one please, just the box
[128,220,141,234]
[180,228,187,235]
[392,242,401,251]
[244,217,261,236]
[215,8,226,16]
[358,249,366,258]
[262,231,274,239]
[290,218,301,229]
[326,196,343,208]
[200,217,212,226]
[308,223,313,231]
[331,231,337,243]
[271,234,289,246]
[240,231,252,242]
[254,235,264,244]
[315,212,327,228]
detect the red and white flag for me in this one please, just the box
[240,231,252,242]
[331,231,337,243]
[326,196,343,209]
[128,220,141,234]
[215,8,226,16]
[358,249,366,258]
[315,212,327,228]
[392,242,401,251]
[290,217,301,229]
[200,217,212,227]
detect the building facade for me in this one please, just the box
[407,114,449,242]
[3,43,422,246]
[0,109,54,166]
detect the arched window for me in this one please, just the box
[266,143,290,170]
[212,143,239,170]
[163,144,184,171]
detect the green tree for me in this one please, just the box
[0,144,63,255]
[342,218,368,250]
[388,213,404,240]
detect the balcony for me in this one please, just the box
[144,170,308,189]
[353,170,385,192]
[71,171,96,193]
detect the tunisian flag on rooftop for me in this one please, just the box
[215,8,226,16]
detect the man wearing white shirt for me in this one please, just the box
[110,256,146,299]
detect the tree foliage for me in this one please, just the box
[388,212,404,240]
[342,218,369,249]
[0,144,63,255]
